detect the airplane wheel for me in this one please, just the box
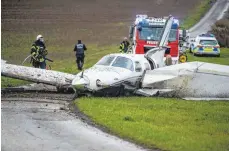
[179,55,187,63]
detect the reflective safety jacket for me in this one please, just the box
[119,41,130,53]
[30,40,47,62]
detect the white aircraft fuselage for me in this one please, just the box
[71,53,152,96]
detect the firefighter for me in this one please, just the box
[73,40,87,70]
[119,37,130,53]
[30,34,48,69]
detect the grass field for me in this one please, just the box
[181,0,212,29]
[186,48,229,65]
[76,97,229,151]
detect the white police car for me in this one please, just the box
[189,33,220,57]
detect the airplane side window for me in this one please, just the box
[135,61,142,72]
[112,56,134,71]
[96,55,115,66]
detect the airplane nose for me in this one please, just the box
[72,77,89,90]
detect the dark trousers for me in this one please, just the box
[39,61,46,69]
[123,47,128,53]
[32,59,46,69]
[32,61,40,68]
[76,55,85,70]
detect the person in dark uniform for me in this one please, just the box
[73,40,87,70]
[30,34,48,69]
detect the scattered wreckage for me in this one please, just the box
[2,16,229,99]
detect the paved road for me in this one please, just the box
[189,0,229,37]
[1,99,147,151]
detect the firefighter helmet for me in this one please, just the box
[36,34,44,42]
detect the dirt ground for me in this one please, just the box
[2,0,202,46]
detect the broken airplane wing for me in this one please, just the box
[139,61,229,98]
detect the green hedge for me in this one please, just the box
[211,18,229,47]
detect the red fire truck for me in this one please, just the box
[128,15,184,64]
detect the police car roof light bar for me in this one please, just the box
[199,33,215,37]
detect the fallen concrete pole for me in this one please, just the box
[1,60,76,88]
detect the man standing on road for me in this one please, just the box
[73,40,87,70]
[30,34,48,69]
[119,37,130,53]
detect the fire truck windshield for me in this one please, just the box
[139,27,177,42]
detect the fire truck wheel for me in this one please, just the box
[179,55,187,63]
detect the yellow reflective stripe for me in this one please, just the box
[31,45,46,62]
[31,46,36,49]
[39,58,45,62]
[36,46,40,52]
[120,43,124,49]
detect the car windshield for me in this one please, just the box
[111,56,134,71]
[96,55,115,66]
[200,40,218,46]
[139,27,177,42]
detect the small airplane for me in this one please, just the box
[72,53,158,96]
[2,16,229,99]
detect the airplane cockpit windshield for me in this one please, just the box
[96,55,115,66]
[112,56,134,71]
[96,55,134,71]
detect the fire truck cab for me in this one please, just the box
[128,14,180,64]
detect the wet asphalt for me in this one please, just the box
[1,98,148,151]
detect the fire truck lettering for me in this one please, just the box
[147,41,158,44]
